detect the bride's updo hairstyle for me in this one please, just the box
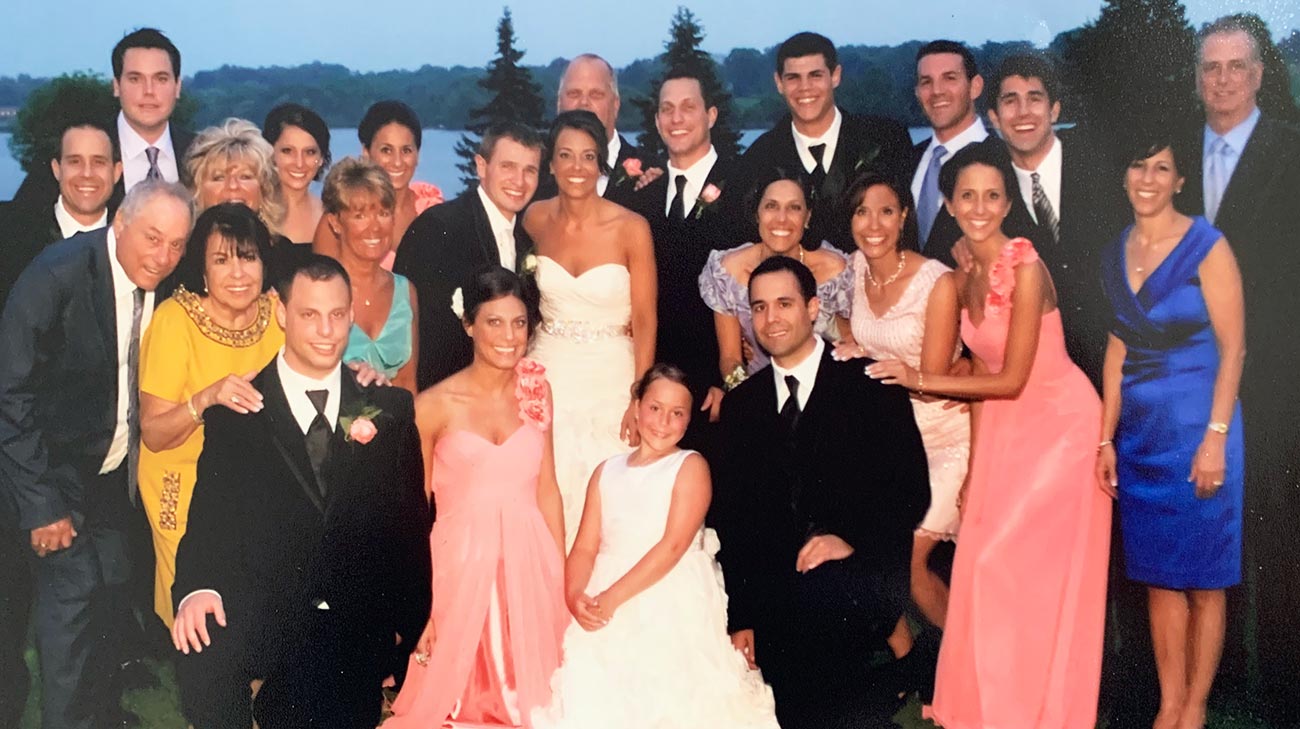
[461,265,542,336]
[547,110,614,176]
[632,363,692,405]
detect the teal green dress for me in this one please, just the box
[345,272,414,379]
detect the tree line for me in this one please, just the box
[6,1,1300,182]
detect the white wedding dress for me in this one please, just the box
[532,450,781,729]
[529,255,636,548]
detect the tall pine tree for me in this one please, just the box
[1058,0,1197,133]
[453,7,546,190]
[635,7,742,162]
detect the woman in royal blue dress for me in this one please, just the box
[1096,135,1246,729]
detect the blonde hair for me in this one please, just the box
[185,118,286,235]
[321,156,396,215]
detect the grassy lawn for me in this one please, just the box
[18,643,1271,729]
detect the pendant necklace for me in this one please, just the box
[866,252,907,287]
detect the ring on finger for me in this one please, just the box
[231,394,240,404]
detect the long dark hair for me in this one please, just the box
[843,172,921,253]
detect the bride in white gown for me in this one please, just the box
[533,366,780,729]
[524,110,657,547]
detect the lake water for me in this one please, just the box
[0,127,932,202]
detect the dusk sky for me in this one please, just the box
[2,0,1297,78]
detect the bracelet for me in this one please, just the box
[1098,440,1113,450]
[916,371,925,395]
[1206,421,1229,435]
[186,396,204,425]
[723,364,747,392]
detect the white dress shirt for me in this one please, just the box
[771,336,825,413]
[596,132,622,198]
[664,145,719,217]
[910,117,989,204]
[276,350,341,434]
[100,227,155,474]
[53,197,108,239]
[476,184,518,270]
[1012,135,1063,225]
[792,108,843,175]
[117,111,179,191]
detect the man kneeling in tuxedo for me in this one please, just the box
[171,255,431,729]
[714,256,930,729]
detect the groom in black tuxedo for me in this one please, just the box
[714,256,930,728]
[0,181,193,729]
[738,32,914,253]
[395,122,543,389]
[630,68,747,456]
[171,256,431,729]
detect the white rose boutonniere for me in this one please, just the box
[450,287,465,319]
[522,254,538,276]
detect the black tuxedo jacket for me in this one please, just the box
[1177,115,1300,380]
[629,156,747,399]
[738,110,914,253]
[535,133,643,207]
[173,364,431,684]
[0,229,123,532]
[1039,128,1129,387]
[394,188,534,390]
[0,203,62,307]
[713,347,930,633]
[912,135,1042,268]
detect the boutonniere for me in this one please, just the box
[691,183,723,220]
[519,252,538,277]
[613,157,643,187]
[852,144,882,174]
[340,405,383,444]
[449,287,465,320]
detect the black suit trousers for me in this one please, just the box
[178,601,384,729]
[0,524,31,728]
[757,556,909,729]
[29,466,137,729]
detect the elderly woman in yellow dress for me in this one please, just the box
[138,203,284,626]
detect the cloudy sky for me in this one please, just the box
[2,0,1296,77]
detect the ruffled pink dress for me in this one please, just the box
[385,359,566,728]
[927,239,1111,728]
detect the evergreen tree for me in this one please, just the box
[453,7,546,190]
[1058,0,1197,134]
[9,73,119,174]
[634,7,742,162]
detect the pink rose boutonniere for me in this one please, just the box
[514,358,551,431]
[614,158,643,187]
[692,183,723,219]
[340,404,384,444]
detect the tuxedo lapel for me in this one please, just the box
[467,189,501,267]
[261,366,326,514]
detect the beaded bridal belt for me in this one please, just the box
[540,319,631,343]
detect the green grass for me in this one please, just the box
[19,643,1272,729]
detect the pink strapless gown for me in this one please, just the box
[385,366,565,729]
[927,239,1111,729]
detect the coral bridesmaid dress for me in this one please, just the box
[385,360,567,728]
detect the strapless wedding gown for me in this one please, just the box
[529,256,635,549]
